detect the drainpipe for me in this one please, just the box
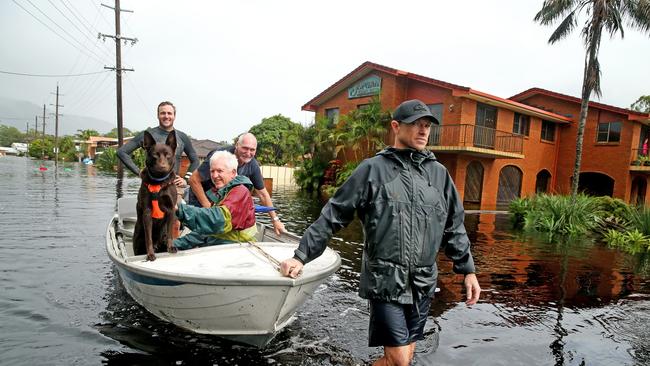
[552,120,561,192]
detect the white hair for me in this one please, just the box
[209,150,238,171]
[237,132,257,146]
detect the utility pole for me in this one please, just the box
[34,116,38,138]
[42,104,47,159]
[41,104,47,139]
[100,0,136,148]
[50,85,63,164]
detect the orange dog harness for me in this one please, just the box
[146,183,166,219]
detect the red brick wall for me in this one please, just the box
[518,94,641,201]
[311,70,644,207]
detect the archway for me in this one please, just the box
[497,165,523,208]
[535,169,551,193]
[578,172,614,197]
[464,161,484,209]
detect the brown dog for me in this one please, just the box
[132,130,178,261]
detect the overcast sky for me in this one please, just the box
[2,0,649,141]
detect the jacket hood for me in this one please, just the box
[223,174,253,191]
[377,147,436,169]
[208,175,253,203]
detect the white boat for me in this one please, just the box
[105,197,341,347]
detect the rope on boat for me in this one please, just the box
[246,241,281,272]
[115,233,129,259]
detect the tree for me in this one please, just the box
[248,114,304,166]
[76,129,100,140]
[631,95,650,113]
[76,129,100,159]
[0,124,26,146]
[58,136,79,162]
[104,127,134,138]
[28,137,54,158]
[336,96,391,162]
[535,0,650,197]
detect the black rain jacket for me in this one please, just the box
[294,147,476,304]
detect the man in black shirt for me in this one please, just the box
[188,133,285,235]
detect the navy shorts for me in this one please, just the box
[368,296,432,347]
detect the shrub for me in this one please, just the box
[95,147,118,171]
[631,206,650,236]
[605,229,650,254]
[522,194,604,241]
[509,197,531,228]
[294,158,327,193]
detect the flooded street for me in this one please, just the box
[1,155,649,365]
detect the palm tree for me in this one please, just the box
[534,0,650,197]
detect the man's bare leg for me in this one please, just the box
[373,343,416,366]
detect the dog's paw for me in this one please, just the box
[167,245,177,254]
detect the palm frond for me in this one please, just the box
[623,0,650,33]
[535,0,580,25]
[548,9,578,42]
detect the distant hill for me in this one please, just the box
[0,96,115,136]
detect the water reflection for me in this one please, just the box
[1,156,650,365]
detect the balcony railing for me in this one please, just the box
[429,124,524,154]
[630,148,650,171]
[631,148,648,162]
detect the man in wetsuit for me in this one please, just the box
[117,100,199,199]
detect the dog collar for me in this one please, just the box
[147,170,172,182]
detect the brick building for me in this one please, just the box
[302,61,650,209]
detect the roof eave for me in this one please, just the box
[463,90,572,123]
[511,87,648,119]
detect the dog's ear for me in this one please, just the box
[142,130,155,150]
[165,130,177,152]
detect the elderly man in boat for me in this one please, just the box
[172,150,257,249]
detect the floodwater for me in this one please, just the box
[1,155,649,366]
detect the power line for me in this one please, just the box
[44,0,114,60]
[124,73,150,115]
[89,0,114,31]
[0,69,110,77]
[0,116,35,121]
[66,70,113,112]
[11,0,105,65]
[23,0,108,62]
[59,0,115,57]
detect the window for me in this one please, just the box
[597,122,621,143]
[536,170,551,193]
[475,103,497,148]
[427,104,444,145]
[513,113,530,136]
[541,120,556,142]
[476,103,497,129]
[427,103,443,124]
[325,108,339,126]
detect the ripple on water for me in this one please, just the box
[2,157,650,365]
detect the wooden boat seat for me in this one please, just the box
[117,197,137,237]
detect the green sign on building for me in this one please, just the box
[348,75,381,99]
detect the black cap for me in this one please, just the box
[392,99,439,125]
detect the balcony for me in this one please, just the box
[428,124,524,159]
[630,148,650,172]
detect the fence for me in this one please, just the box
[260,165,297,193]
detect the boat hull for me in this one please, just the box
[105,198,340,347]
